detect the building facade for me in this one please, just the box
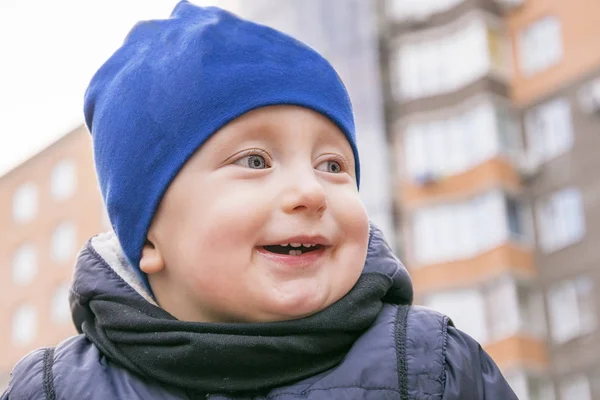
[381,0,600,399]
[0,126,107,389]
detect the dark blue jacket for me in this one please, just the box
[2,226,517,399]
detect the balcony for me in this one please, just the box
[421,277,549,372]
[387,0,507,33]
[390,9,512,112]
[411,242,535,294]
[401,156,522,209]
[486,335,549,370]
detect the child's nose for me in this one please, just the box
[280,173,327,217]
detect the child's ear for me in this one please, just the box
[140,238,165,274]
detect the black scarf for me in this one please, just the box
[80,272,398,394]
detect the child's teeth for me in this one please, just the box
[288,249,303,256]
[290,243,301,248]
[281,243,289,247]
[302,243,312,247]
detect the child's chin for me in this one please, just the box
[262,290,333,321]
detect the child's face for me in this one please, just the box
[141,105,369,323]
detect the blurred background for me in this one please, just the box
[1,0,599,398]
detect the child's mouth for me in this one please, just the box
[262,244,324,256]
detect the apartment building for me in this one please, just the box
[0,126,107,389]
[381,0,600,398]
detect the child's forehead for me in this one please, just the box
[211,106,349,146]
[232,105,335,125]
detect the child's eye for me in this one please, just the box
[316,160,342,174]
[234,154,269,169]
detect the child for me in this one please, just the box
[3,2,517,399]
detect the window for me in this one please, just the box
[51,284,71,324]
[487,26,510,77]
[388,0,464,22]
[12,244,38,285]
[396,17,506,99]
[518,289,547,338]
[531,378,556,400]
[507,373,555,400]
[548,276,596,343]
[51,221,77,262]
[412,191,520,264]
[506,197,524,240]
[536,188,585,253]
[424,289,488,343]
[507,373,529,400]
[404,101,518,182]
[560,375,591,400]
[12,305,37,345]
[487,280,546,342]
[12,182,38,223]
[525,98,573,163]
[50,159,77,201]
[425,279,546,345]
[496,106,522,158]
[518,17,562,76]
[487,279,521,340]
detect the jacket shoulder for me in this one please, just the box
[17,335,187,400]
[3,347,51,399]
[399,305,450,400]
[401,305,518,400]
[4,336,99,399]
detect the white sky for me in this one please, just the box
[0,0,232,176]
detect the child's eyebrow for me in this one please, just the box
[220,118,281,139]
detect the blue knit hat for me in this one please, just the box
[84,1,359,288]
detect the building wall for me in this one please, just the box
[508,1,600,397]
[507,0,600,106]
[521,43,600,400]
[383,0,600,398]
[0,126,105,377]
